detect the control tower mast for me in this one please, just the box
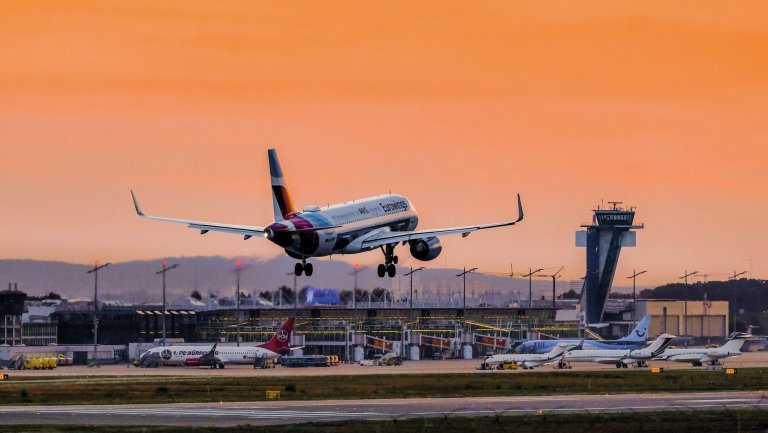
[576,202,643,325]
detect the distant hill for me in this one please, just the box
[0,256,575,305]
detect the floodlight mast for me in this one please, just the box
[678,269,698,347]
[86,261,110,367]
[404,266,425,320]
[456,267,478,311]
[626,270,647,325]
[522,268,545,308]
[537,266,565,308]
[156,262,180,347]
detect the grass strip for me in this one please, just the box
[2,369,767,405]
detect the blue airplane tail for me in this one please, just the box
[616,314,651,342]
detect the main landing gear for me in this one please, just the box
[377,244,398,278]
[294,259,313,277]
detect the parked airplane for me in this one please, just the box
[137,318,295,368]
[562,333,676,368]
[484,342,580,370]
[131,148,524,277]
[515,315,652,354]
[654,332,751,367]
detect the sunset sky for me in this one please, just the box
[2,1,767,285]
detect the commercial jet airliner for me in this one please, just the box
[131,148,524,277]
[137,318,294,368]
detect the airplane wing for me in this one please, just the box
[131,191,266,238]
[360,194,524,249]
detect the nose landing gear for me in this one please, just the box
[294,260,313,276]
[377,244,398,277]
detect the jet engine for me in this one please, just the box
[409,237,442,261]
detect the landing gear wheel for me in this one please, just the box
[294,263,304,277]
[304,262,314,277]
[393,256,399,264]
[387,264,396,277]
[377,264,386,278]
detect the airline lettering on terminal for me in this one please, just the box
[380,201,408,213]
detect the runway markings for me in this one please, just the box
[0,406,384,420]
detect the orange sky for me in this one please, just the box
[1,1,767,285]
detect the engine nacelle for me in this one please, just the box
[409,237,442,261]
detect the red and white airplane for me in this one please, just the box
[132,149,524,277]
[137,318,295,368]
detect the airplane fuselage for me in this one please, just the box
[265,194,419,258]
[516,339,645,354]
[141,345,279,366]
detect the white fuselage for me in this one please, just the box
[486,352,562,369]
[268,194,419,258]
[144,345,279,365]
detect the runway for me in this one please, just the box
[1,391,766,427]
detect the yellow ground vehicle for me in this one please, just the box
[497,361,519,370]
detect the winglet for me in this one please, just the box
[130,190,145,217]
[514,193,524,223]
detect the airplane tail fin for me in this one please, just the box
[617,315,651,342]
[257,317,295,355]
[722,335,749,352]
[268,149,296,220]
[648,333,676,357]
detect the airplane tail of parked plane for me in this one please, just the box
[268,148,296,220]
[647,333,676,357]
[616,315,651,343]
[257,317,295,355]
[722,333,750,352]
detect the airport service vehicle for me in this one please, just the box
[137,318,294,368]
[484,342,579,370]
[131,148,524,277]
[515,315,652,354]
[562,333,675,368]
[654,332,751,367]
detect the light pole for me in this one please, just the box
[404,266,425,319]
[233,259,246,347]
[728,271,747,333]
[156,261,179,347]
[627,270,647,325]
[86,261,110,367]
[348,264,361,310]
[286,271,298,315]
[679,270,698,347]
[522,268,544,308]
[456,267,478,311]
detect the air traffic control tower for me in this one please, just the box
[576,202,643,326]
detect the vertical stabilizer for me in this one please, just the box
[268,149,296,220]
[257,317,295,355]
[617,315,651,342]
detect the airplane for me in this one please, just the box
[136,317,295,368]
[131,148,524,277]
[561,333,676,368]
[484,341,580,370]
[515,315,652,354]
[654,332,751,367]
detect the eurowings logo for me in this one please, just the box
[277,330,289,342]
